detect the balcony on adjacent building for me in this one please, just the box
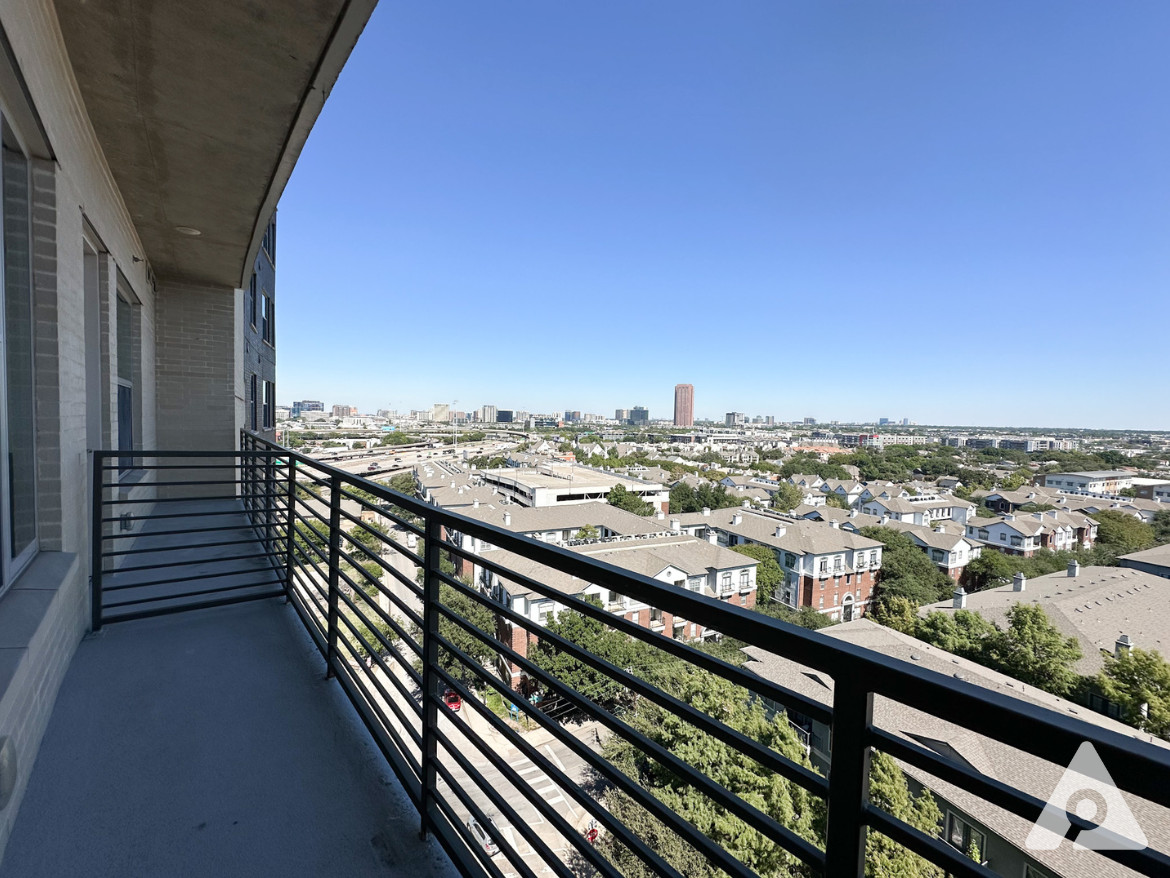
[2,435,1168,878]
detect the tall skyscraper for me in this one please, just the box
[674,384,694,427]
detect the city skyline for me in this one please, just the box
[276,4,1169,429]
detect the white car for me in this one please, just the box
[466,815,514,856]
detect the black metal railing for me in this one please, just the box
[91,434,1170,878]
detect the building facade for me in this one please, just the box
[673,383,694,427]
[242,212,276,439]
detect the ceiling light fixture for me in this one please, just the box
[174,226,202,236]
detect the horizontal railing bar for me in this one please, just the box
[101,536,269,558]
[439,570,827,797]
[462,547,833,725]
[430,627,795,878]
[103,549,282,575]
[103,494,244,505]
[103,567,280,591]
[431,659,682,878]
[103,580,286,609]
[95,449,280,459]
[101,508,249,524]
[102,478,254,489]
[335,487,425,538]
[101,588,284,624]
[870,729,1170,874]
[99,522,255,541]
[333,578,424,668]
[101,463,263,471]
[864,804,996,878]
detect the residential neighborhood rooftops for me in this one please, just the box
[919,566,1169,675]
[450,500,671,537]
[742,620,1169,878]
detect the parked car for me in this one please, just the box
[443,689,462,711]
[466,815,514,856]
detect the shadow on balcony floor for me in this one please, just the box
[0,600,456,878]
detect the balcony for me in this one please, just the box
[3,434,1169,878]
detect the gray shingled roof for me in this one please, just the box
[920,567,1170,675]
[742,620,1168,878]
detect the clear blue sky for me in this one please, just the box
[277,2,1170,429]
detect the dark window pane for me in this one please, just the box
[4,139,35,560]
[117,385,133,473]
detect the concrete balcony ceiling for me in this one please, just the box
[52,0,375,288]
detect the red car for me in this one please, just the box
[443,689,462,711]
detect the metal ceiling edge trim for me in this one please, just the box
[236,0,378,289]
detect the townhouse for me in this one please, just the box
[1037,470,1134,495]
[479,535,759,687]
[674,508,883,622]
[963,510,1098,557]
[856,493,975,527]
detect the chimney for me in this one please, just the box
[1012,572,1026,592]
[1004,513,1015,521]
[473,498,479,508]
[1033,512,1044,521]
[742,500,751,508]
[830,520,840,529]
[953,587,967,609]
[774,526,786,538]
[670,518,680,533]
[708,531,719,545]
[1067,560,1080,578]
[880,515,890,525]
[934,522,946,533]
[848,509,858,518]
[702,507,711,517]
[732,513,743,526]
[451,481,456,489]
[503,511,511,527]
[656,509,665,520]
[1115,633,1133,658]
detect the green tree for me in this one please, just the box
[388,472,417,497]
[1092,509,1156,556]
[574,524,600,540]
[963,550,1019,591]
[823,492,851,510]
[916,610,998,661]
[870,594,919,636]
[754,601,837,630]
[608,484,655,516]
[378,431,417,446]
[729,544,780,601]
[1096,647,1170,739]
[529,601,640,716]
[1154,510,1170,545]
[987,604,1082,696]
[861,527,954,608]
[770,482,803,514]
[867,751,945,878]
[411,561,498,688]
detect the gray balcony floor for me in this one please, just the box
[1,598,456,878]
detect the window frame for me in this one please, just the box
[0,116,37,593]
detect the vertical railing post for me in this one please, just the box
[90,451,104,632]
[284,456,296,601]
[823,677,873,877]
[326,472,342,678]
[418,510,443,839]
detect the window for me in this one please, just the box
[250,374,258,431]
[537,602,553,625]
[784,552,796,568]
[1,121,36,589]
[607,589,621,605]
[999,532,1006,541]
[869,550,877,564]
[739,569,749,588]
[818,596,824,608]
[1010,535,1022,547]
[819,558,828,573]
[650,607,663,623]
[721,572,731,590]
[115,289,139,473]
[978,528,989,540]
[260,293,273,345]
[262,380,275,429]
[946,812,985,860]
[248,273,257,328]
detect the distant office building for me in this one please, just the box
[803,417,817,425]
[564,410,582,422]
[431,403,450,423]
[879,418,891,426]
[480,405,497,423]
[497,410,514,423]
[630,406,649,426]
[615,408,630,422]
[725,412,746,427]
[292,400,323,418]
[674,384,694,427]
[901,418,910,426]
[331,404,355,418]
[765,416,775,426]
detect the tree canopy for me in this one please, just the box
[608,484,655,516]
[1091,509,1156,557]
[1096,647,1170,739]
[729,544,780,600]
[860,527,953,608]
